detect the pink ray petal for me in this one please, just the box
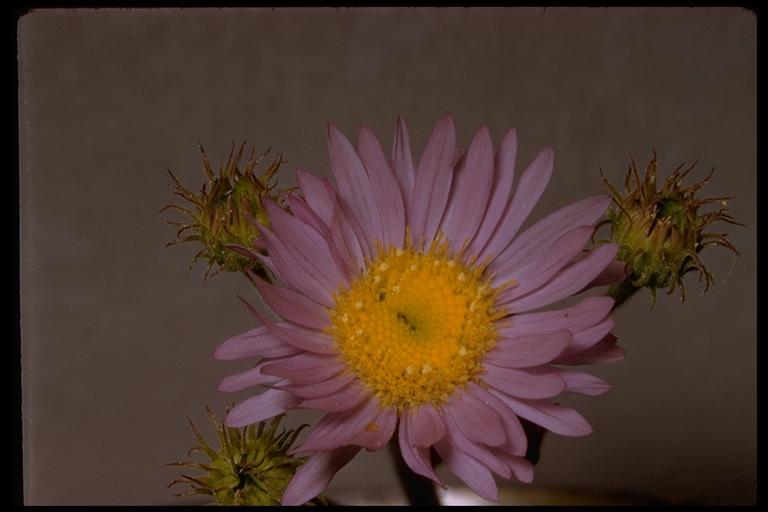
[467,128,518,258]
[258,224,334,306]
[261,352,345,385]
[553,369,612,395]
[494,225,594,295]
[348,406,398,451]
[486,330,572,368]
[213,325,297,361]
[409,403,446,447]
[444,390,506,447]
[292,397,379,453]
[440,126,495,254]
[478,147,553,262]
[280,372,357,398]
[398,415,443,485]
[491,392,593,437]
[391,116,416,215]
[501,243,619,314]
[499,453,534,483]
[410,113,456,245]
[327,123,383,247]
[557,318,615,359]
[482,365,566,400]
[499,296,614,337]
[466,382,527,456]
[493,195,611,272]
[263,199,347,291]
[246,270,330,330]
[446,419,511,480]
[357,125,406,248]
[286,193,331,239]
[297,379,368,413]
[297,169,335,226]
[559,333,625,365]
[435,437,499,502]
[330,200,368,276]
[218,361,281,393]
[224,388,299,427]
[281,446,361,506]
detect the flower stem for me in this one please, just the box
[388,439,440,506]
[608,278,640,309]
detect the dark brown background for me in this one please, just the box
[19,7,755,505]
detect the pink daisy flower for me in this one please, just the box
[214,114,624,505]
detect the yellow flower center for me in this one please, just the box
[329,241,504,410]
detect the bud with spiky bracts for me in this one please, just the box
[167,407,324,506]
[598,152,741,307]
[162,143,289,279]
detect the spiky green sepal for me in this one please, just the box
[162,143,289,279]
[599,153,741,307]
[167,406,323,506]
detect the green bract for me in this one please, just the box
[162,143,288,279]
[599,153,741,306]
[168,407,321,506]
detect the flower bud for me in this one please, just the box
[600,153,741,306]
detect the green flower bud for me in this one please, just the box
[162,143,289,279]
[167,406,323,506]
[599,153,741,306]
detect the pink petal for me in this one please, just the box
[348,406,397,451]
[440,126,495,254]
[554,369,612,395]
[297,379,368,413]
[218,361,281,392]
[281,446,361,506]
[556,318,615,360]
[267,321,337,355]
[280,372,357,398]
[560,333,625,365]
[410,113,456,245]
[225,389,299,427]
[499,296,614,337]
[286,194,331,239]
[247,270,330,330]
[434,437,499,502]
[264,199,347,292]
[327,123,383,247]
[292,397,379,453]
[356,126,406,248]
[442,411,512,478]
[491,392,593,437]
[482,365,566,400]
[259,224,334,306]
[493,195,611,273]
[444,390,506,447]
[409,403,446,447]
[260,352,345,385]
[586,259,628,288]
[485,330,572,368]
[398,415,443,484]
[213,325,297,361]
[467,128,518,258]
[494,225,595,295]
[225,243,260,261]
[500,453,534,483]
[466,382,527,456]
[330,201,367,277]
[297,169,335,226]
[391,116,416,214]
[478,147,553,263]
[501,243,619,314]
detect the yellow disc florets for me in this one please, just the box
[329,241,504,410]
